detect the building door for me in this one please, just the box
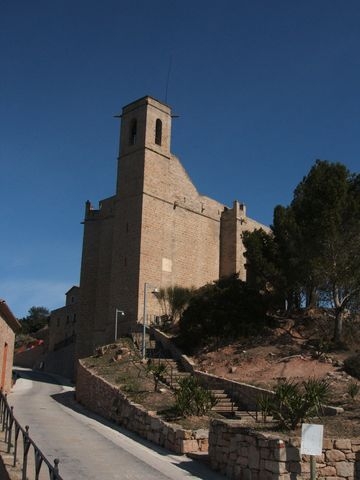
[1,342,8,390]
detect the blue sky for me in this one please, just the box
[1,0,360,318]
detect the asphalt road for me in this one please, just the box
[8,369,224,480]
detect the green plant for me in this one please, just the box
[174,376,217,417]
[344,354,360,380]
[146,361,167,392]
[270,378,330,430]
[347,381,360,400]
[257,394,272,422]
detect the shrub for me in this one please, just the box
[344,354,360,380]
[174,376,217,417]
[268,378,330,430]
[178,274,269,352]
[347,381,360,400]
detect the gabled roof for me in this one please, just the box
[0,300,21,333]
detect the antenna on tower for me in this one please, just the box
[165,55,173,103]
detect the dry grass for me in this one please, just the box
[82,314,360,438]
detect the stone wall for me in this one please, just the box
[194,370,274,411]
[209,418,360,480]
[151,328,342,417]
[150,328,195,372]
[76,360,208,454]
[152,328,275,411]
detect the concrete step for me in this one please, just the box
[212,398,235,405]
[212,393,228,399]
[212,405,237,411]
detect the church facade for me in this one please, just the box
[76,96,267,359]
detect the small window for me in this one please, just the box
[129,119,137,145]
[155,119,162,145]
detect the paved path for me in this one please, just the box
[8,369,224,480]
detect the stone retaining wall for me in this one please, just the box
[151,328,342,416]
[76,360,208,454]
[209,418,360,480]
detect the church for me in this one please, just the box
[76,96,267,359]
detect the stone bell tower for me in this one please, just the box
[108,97,174,337]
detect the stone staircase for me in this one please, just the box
[146,339,192,389]
[210,389,241,418]
[145,336,241,418]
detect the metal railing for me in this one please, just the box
[0,388,63,480]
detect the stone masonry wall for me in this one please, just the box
[152,328,275,410]
[209,418,360,480]
[151,329,341,416]
[76,360,208,454]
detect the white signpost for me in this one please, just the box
[300,424,324,480]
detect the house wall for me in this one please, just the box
[0,319,16,393]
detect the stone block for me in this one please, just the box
[326,449,346,462]
[175,429,191,440]
[319,465,337,476]
[323,438,335,449]
[336,461,354,478]
[181,439,200,454]
[248,446,260,469]
[194,429,208,440]
[334,439,352,450]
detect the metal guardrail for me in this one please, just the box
[0,388,63,480]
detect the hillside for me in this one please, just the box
[191,311,360,437]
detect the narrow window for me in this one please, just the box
[129,119,137,145]
[155,119,162,145]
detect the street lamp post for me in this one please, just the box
[142,283,159,359]
[115,308,125,341]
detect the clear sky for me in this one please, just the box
[1,0,360,319]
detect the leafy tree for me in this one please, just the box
[291,161,360,340]
[243,160,360,343]
[19,306,50,334]
[178,275,269,352]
